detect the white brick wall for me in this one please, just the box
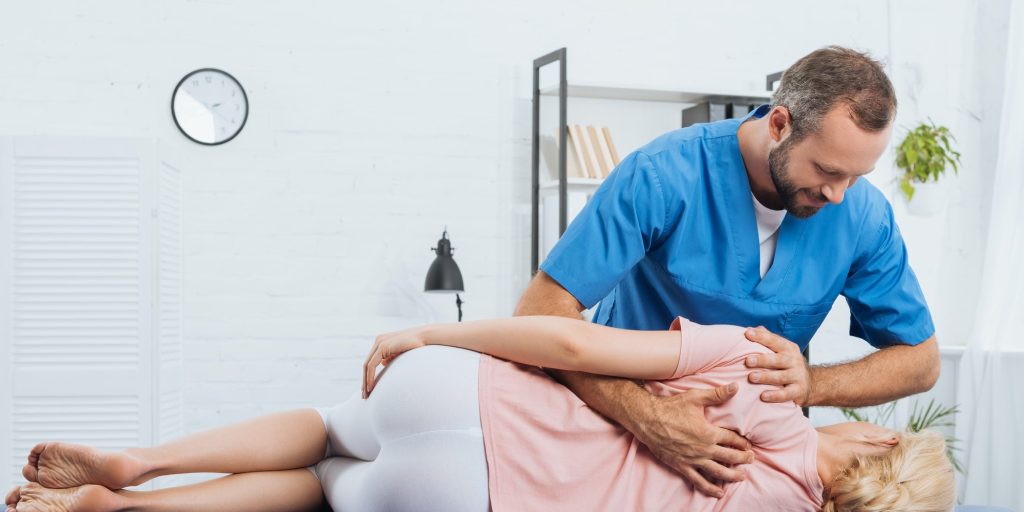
[0,0,1000,438]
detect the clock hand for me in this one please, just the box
[207,105,237,126]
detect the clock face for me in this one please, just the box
[172,68,248,145]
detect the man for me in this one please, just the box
[514,46,939,498]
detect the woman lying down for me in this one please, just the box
[6,316,954,512]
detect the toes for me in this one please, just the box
[4,486,19,507]
[21,463,37,483]
[14,484,41,511]
[27,443,45,467]
[23,443,46,483]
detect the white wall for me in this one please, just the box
[0,0,1000,438]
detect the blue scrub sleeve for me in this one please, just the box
[842,203,935,347]
[539,151,669,309]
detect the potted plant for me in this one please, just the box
[895,120,962,215]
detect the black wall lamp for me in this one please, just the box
[424,228,465,322]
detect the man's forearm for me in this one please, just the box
[807,336,940,407]
[513,272,654,432]
[546,368,654,432]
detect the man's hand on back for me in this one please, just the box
[627,382,754,498]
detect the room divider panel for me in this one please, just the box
[0,136,183,491]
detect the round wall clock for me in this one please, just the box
[171,68,249,145]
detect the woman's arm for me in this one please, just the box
[363,316,682,397]
[425,317,681,379]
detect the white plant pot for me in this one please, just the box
[905,180,946,216]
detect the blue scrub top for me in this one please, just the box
[539,105,934,350]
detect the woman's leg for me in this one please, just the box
[18,345,489,511]
[23,409,330,489]
[9,468,324,512]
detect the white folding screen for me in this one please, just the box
[155,158,183,449]
[0,136,183,491]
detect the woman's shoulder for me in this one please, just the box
[671,318,775,375]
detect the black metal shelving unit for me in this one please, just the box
[531,48,568,275]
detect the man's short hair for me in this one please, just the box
[771,46,897,141]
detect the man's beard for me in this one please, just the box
[767,138,826,219]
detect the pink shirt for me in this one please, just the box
[478,317,825,511]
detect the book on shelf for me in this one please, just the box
[587,125,612,179]
[541,130,585,181]
[601,126,621,166]
[569,125,593,178]
[568,124,598,179]
[541,125,624,182]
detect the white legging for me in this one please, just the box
[309,345,489,512]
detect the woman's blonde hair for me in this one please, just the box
[823,429,955,512]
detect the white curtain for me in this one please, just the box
[954,0,1024,507]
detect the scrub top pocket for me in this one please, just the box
[782,306,833,349]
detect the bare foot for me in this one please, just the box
[10,483,123,512]
[5,486,20,512]
[22,442,149,490]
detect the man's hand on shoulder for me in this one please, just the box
[743,326,813,406]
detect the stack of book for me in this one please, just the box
[541,125,621,181]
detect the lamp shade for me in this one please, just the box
[424,230,464,293]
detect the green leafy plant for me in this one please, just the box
[840,398,964,474]
[895,121,962,200]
